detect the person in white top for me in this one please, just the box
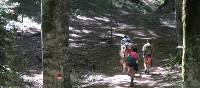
[142,39,153,74]
[119,35,132,73]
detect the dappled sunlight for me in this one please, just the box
[69,27,81,33]
[76,15,95,21]
[82,29,92,33]
[70,26,92,34]
[142,0,160,11]
[69,0,179,87]
[148,30,160,37]
[131,30,147,37]
[69,34,81,38]
[116,23,134,29]
[94,17,110,22]
[160,18,176,28]
[140,37,156,40]
[119,10,130,15]
[69,43,85,47]
[81,74,131,87]
[21,71,43,87]
[6,16,41,34]
[69,38,75,42]
[100,42,106,44]
[79,66,181,87]
[113,33,125,37]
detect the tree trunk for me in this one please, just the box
[42,0,69,87]
[176,0,182,45]
[182,0,200,87]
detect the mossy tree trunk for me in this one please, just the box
[182,0,200,87]
[176,0,182,45]
[42,0,69,87]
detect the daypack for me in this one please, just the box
[128,54,137,65]
[144,45,152,55]
[130,51,137,60]
[127,55,138,71]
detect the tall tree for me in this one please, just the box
[176,0,183,45]
[42,0,69,87]
[182,0,200,87]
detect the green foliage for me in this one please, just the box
[70,0,161,16]
[113,0,152,14]
[0,9,8,64]
[132,14,161,27]
[165,48,182,68]
[0,1,26,86]
[8,0,41,22]
[70,0,111,16]
[0,65,24,86]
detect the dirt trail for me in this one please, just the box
[78,59,181,88]
[69,12,181,87]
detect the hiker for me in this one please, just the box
[125,47,139,87]
[121,35,131,46]
[119,35,132,73]
[142,39,153,74]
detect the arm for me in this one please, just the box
[136,53,139,63]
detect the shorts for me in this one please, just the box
[144,55,152,64]
[121,57,127,63]
[128,62,138,71]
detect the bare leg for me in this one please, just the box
[122,63,126,73]
[146,64,149,74]
[128,66,135,87]
[147,58,152,74]
[144,62,147,71]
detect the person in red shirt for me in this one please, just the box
[120,42,132,73]
[125,47,139,87]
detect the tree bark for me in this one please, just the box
[182,0,200,87]
[176,0,182,45]
[42,0,70,87]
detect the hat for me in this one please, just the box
[123,35,129,38]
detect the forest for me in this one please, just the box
[0,0,200,88]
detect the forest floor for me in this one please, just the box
[69,11,182,88]
[77,59,181,88]
[70,40,182,88]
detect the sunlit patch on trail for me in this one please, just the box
[69,26,92,34]
[82,29,92,33]
[76,15,95,21]
[69,43,85,47]
[119,10,130,15]
[113,33,125,37]
[148,30,160,37]
[69,34,81,38]
[21,71,43,88]
[140,37,156,40]
[81,74,132,87]
[94,17,110,22]
[160,17,176,28]
[131,30,146,37]
[6,16,41,34]
[69,27,81,33]
[79,66,181,87]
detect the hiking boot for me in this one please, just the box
[147,71,150,74]
[145,70,148,74]
[130,82,134,87]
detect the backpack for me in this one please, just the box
[130,51,137,60]
[127,55,138,71]
[144,45,152,55]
